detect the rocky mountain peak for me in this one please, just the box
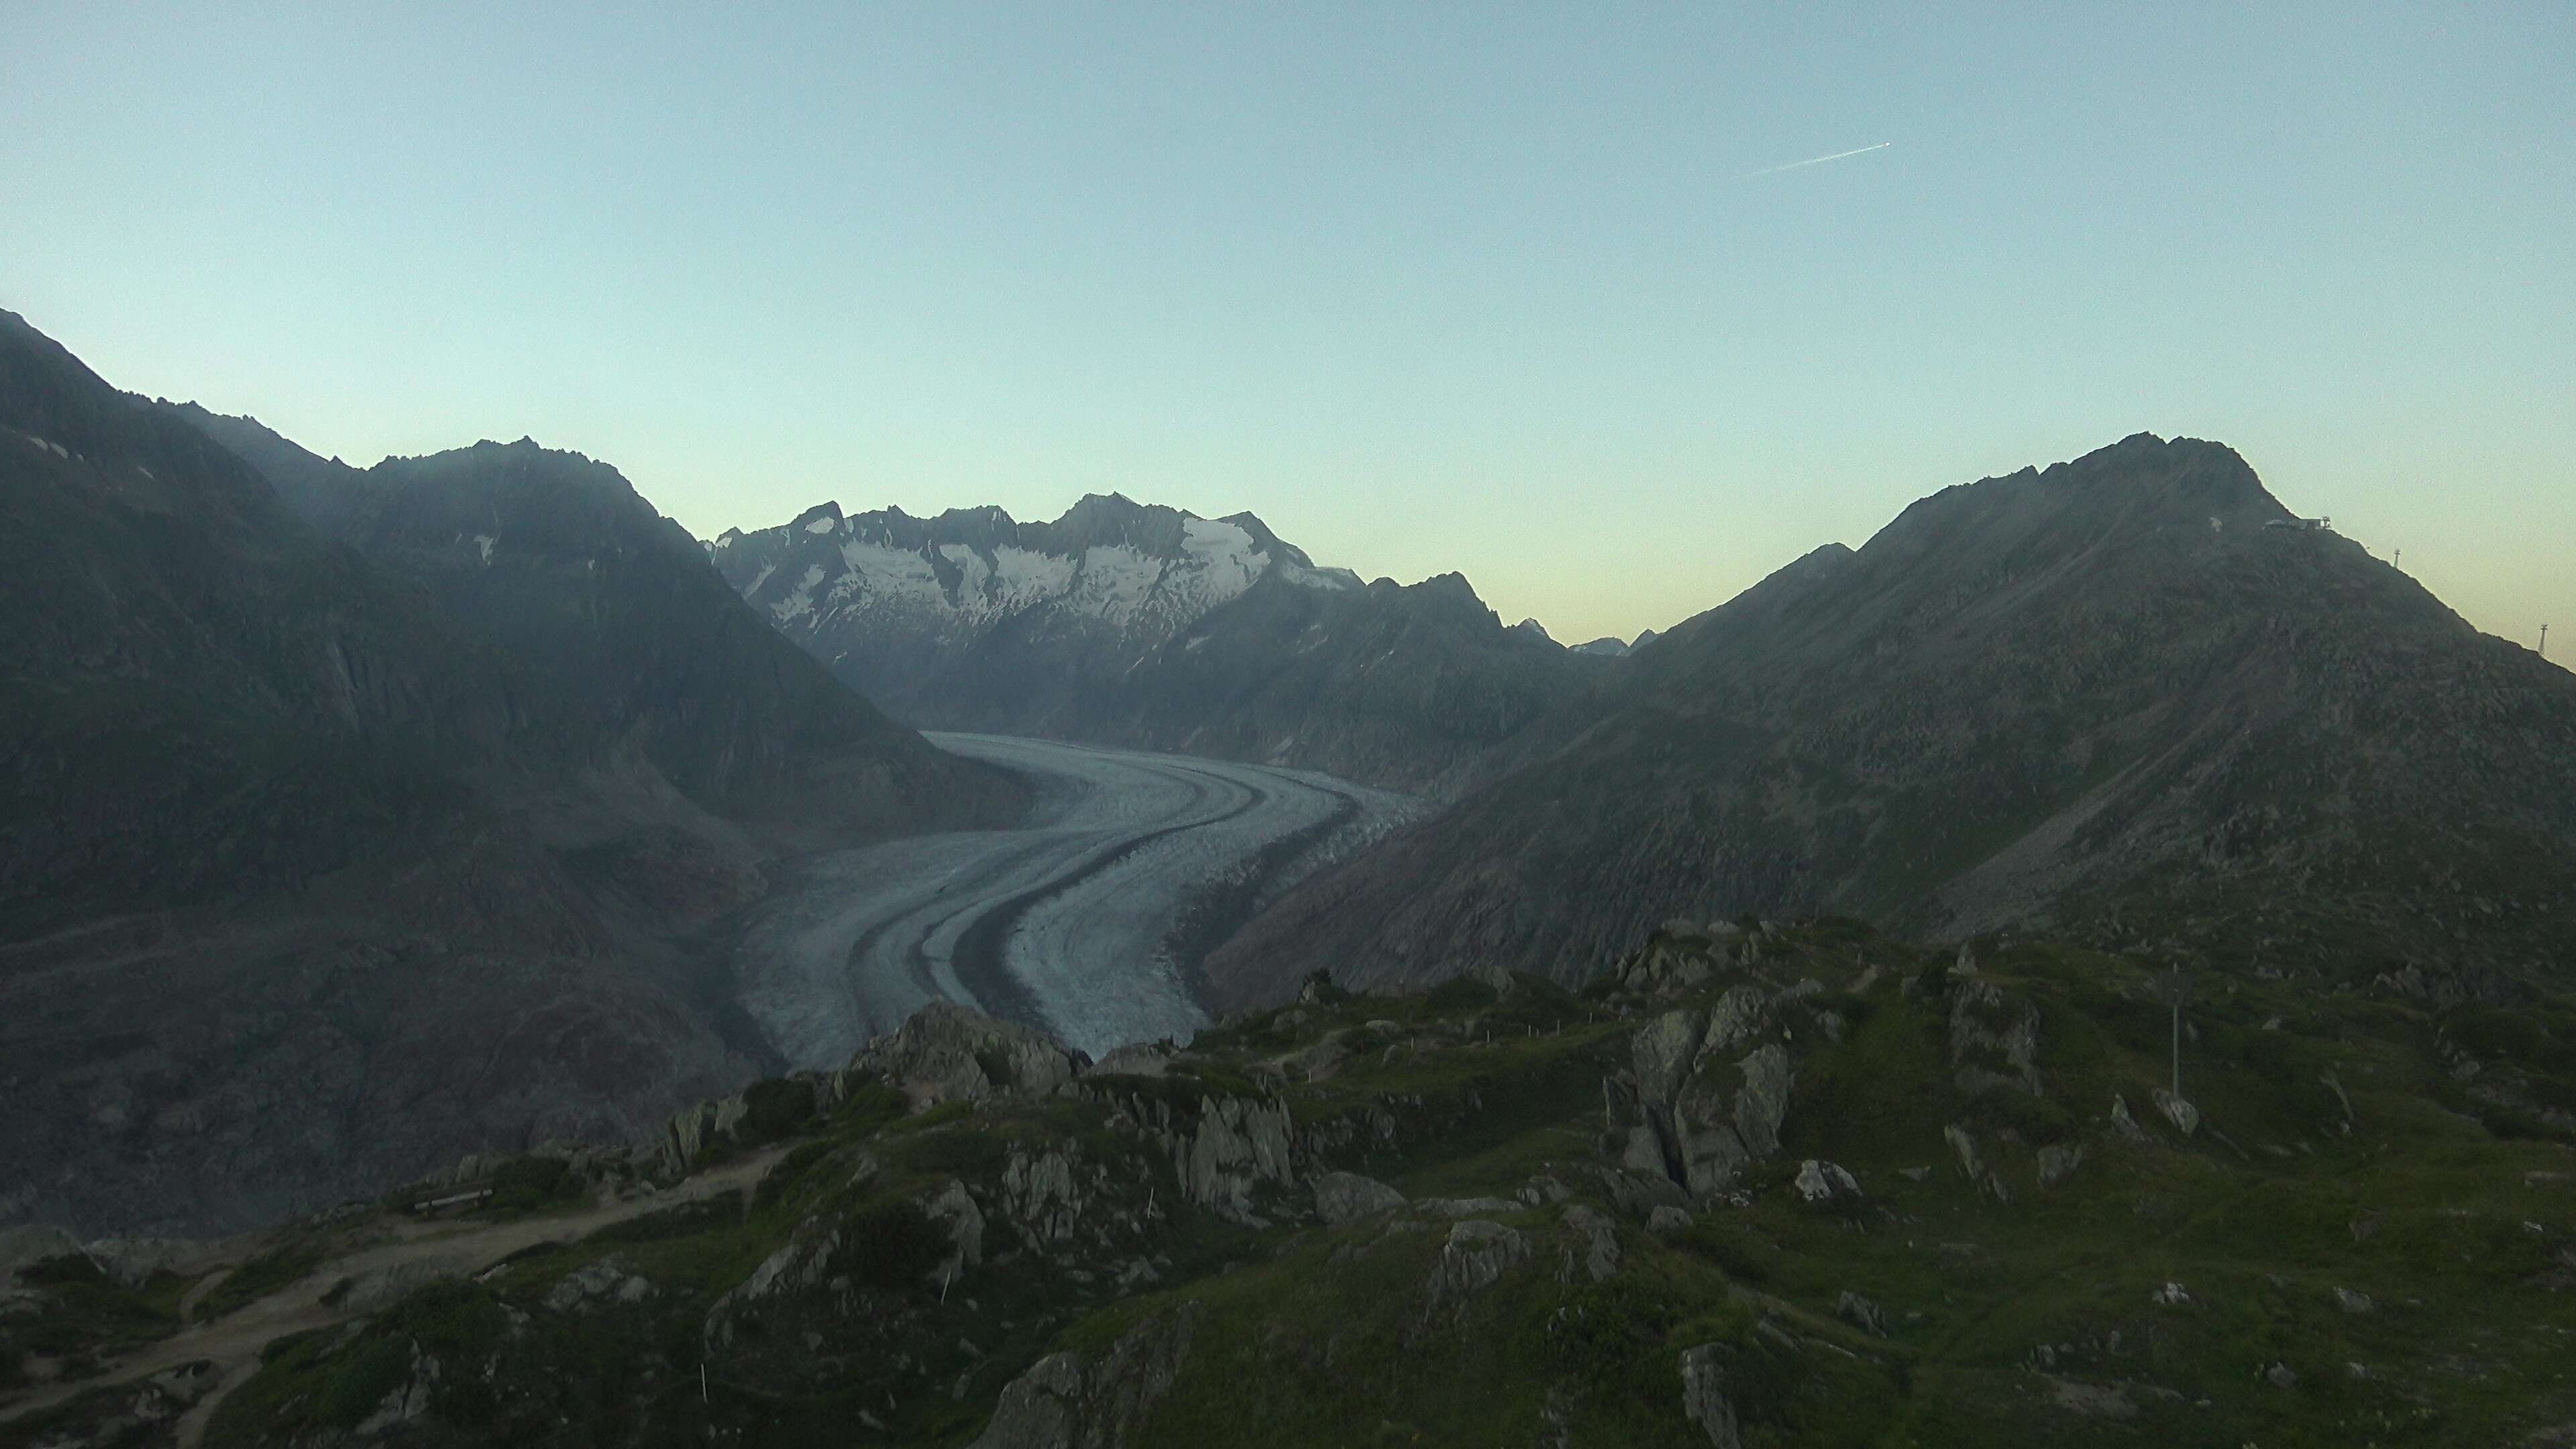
[1870,433,2287,572]
[1212,433,2576,1003]
[323,439,712,592]
[789,500,846,535]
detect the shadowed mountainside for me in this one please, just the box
[1210,434,2576,1008]
[0,313,1020,1236]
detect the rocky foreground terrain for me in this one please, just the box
[711,494,1611,795]
[6,916,2571,1446]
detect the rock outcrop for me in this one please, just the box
[1313,1171,1407,1226]
[1794,1159,1862,1204]
[859,1002,1090,1112]
[1679,1344,1743,1448]
[1428,1221,1532,1307]
[1601,951,1818,1203]
[969,1304,1201,1449]
[1172,1097,1298,1224]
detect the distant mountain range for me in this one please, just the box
[1572,629,1658,657]
[0,312,1020,1234]
[18,294,2575,1242]
[1210,433,2576,1008]
[712,496,1615,794]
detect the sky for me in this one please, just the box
[3,3,2569,650]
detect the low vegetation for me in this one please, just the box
[6,919,2571,1447]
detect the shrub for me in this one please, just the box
[14,1254,105,1287]
[590,1196,737,1246]
[1426,976,1499,1013]
[487,1155,576,1214]
[2483,1106,2571,1142]
[1301,968,1352,1006]
[894,1124,1008,1178]
[1965,1087,2075,1146]
[735,1078,818,1147]
[195,1243,325,1321]
[844,1202,949,1292]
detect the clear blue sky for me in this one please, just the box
[5,3,2568,649]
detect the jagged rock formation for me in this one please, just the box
[710,494,1610,793]
[1212,433,2576,1002]
[0,312,1020,1236]
[853,1001,1091,1112]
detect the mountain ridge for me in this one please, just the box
[1207,433,2576,1008]
[0,311,1021,1236]
[712,494,1606,794]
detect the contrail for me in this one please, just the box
[1746,141,1891,178]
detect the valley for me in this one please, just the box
[730,734,1423,1065]
[7,315,2571,1449]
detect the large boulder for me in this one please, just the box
[1428,1220,1531,1305]
[1633,1010,1707,1104]
[1176,1096,1296,1223]
[1793,1160,1861,1205]
[970,1304,1200,1449]
[1701,985,1770,1056]
[1313,1171,1407,1226]
[1679,1344,1743,1448]
[1731,1046,1793,1159]
[1608,991,1803,1203]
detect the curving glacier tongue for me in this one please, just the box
[727,733,1421,1064]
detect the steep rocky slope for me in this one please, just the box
[1210,435,2576,1006]
[0,314,1020,1237]
[712,496,1603,794]
[221,417,1019,849]
[9,918,2572,1446]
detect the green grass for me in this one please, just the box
[166,916,2576,1449]
[191,1241,329,1322]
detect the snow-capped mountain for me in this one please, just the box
[726,493,1358,660]
[712,493,1608,793]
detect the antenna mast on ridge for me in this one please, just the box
[2544,623,2552,658]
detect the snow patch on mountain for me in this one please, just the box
[771,563,827,624]
[831,539,945,612]
[1071,544,1165,624]
[1279,562,1361,591]
[720,495,1320,658]
[1181,517,1267,600]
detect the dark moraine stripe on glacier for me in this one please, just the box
[728,733,1424,1064]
